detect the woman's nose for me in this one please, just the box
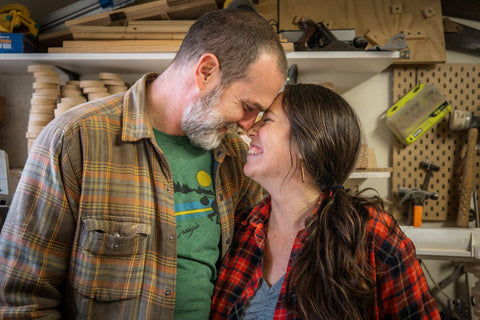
[247,122,260,137]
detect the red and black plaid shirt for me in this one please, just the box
[211,195,440,319]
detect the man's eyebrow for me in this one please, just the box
[253,102,266,112]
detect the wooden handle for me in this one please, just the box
[413,205,423,227]
[457,128,479,227]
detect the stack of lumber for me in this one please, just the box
[56,81,87,117]
[49,20,192,53]
[47,0,216,53]
[27,65,60,152]
[26,65,131,152]
[55,73,129,117]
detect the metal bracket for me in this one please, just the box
[54,65,80,81]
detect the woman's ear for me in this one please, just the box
[194,53,221,92]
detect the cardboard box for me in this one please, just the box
[0,33,36,53]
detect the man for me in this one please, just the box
[0,9,287,319]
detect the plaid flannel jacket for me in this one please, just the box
[0,73,265,319]
[211,196,441,319]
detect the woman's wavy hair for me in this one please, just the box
[281,84,385,320]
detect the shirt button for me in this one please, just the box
[169,234,174,241]
[165,290,171,296]
[226,238,230,244]
[113,232,120,237]
[166,186,172,192]
[114,244,119,249]
[217,151,223,158]
[219,194,224,201]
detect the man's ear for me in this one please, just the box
[194,53,221,91]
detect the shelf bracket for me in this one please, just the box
[54,65,80,81]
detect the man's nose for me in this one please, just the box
[238,109,260,131]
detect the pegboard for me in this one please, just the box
[392,64,480,222]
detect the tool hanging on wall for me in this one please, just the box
[0,3,39,37]
[449,110,480,227]
[294,18,366,51]
[387,83,452,145]
[398,160,439,227]
[366,33,410,59]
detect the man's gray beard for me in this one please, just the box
[181,87,238,150]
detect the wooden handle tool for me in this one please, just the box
[456,127,479,227]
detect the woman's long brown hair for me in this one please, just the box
[282,84,385,319]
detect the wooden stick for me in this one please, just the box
[456,127,479,227]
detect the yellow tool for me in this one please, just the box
[387,83,452,145]
[0,4,39,37]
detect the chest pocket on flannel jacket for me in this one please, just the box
[73,218,151,302]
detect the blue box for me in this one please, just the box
[0,33,36,53]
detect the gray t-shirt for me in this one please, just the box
[241,274,286,320]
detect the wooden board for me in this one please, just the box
[392,64,480,222]
[65,0,216,27]
[70,24,188,40]
[48,40,293,53]
[256,0,446,64]
[38,29,74,51]
[72,31,186,40]
[127,20,194,32]
[49,40,183,53]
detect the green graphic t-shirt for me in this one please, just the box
[154,129,221,320]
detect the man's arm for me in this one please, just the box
[0,123,78,319]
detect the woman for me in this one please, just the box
[211,84,440,319]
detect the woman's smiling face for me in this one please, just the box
[244,93,301,189]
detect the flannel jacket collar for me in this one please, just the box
[121,72,236,160]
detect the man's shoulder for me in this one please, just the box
[52,93,125,131]
[221,132,249,153]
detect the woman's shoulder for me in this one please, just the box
[365,206,414,258]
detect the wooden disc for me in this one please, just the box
[83,86,107,94]
[28,119,51,127]
[33,71,59,78]
[56,102,79,111]
[31,97,57,105]
[99,72,123,80]
[61,89,84,97]
[88,92,110,101]
[27,64,54,73]
[35,88,60,96]
[35,76,61,85]
[60,97,87,104]
[61,84,80,90]
[30,104,56,113]
[79,80,104,88]
[29,112,54,122]
[102,79,126,86]
[33,82,58,90]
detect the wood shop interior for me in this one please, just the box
[0,0,480,318]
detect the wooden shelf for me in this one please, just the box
[0,51,399,92]
[401,226,480,261]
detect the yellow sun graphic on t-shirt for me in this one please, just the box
[197,170,212,187]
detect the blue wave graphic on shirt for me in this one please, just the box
[175,200,214,221]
